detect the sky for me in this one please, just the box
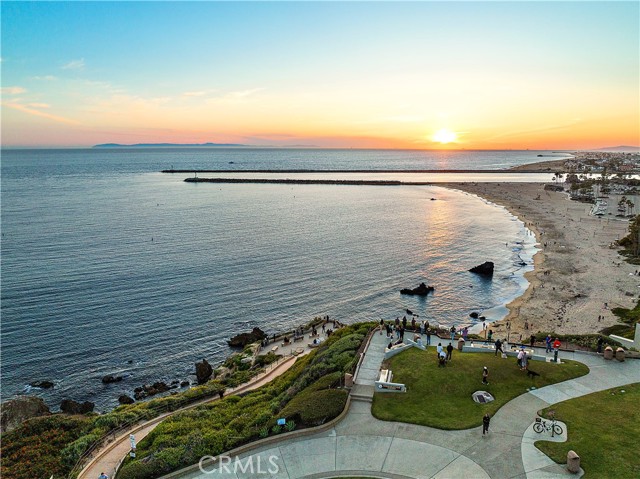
[1,1,639,149]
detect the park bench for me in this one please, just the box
[374,368,406,393]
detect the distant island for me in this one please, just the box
[93,142,249,148]
[592,145,640,152]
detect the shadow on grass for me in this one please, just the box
[371,347,589,430]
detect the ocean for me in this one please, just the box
[0,148,554,411]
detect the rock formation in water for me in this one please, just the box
[400,283,435,296]
[60,399,95,415]
[118,395,135,405]
[228,327,267,348]
[1,396,51,433]
[195,359,213,384]
[29,380,54,389]
[469,261,494,277]
[101,375,123,384]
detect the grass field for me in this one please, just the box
[535,383,640,479]
[371,347,589,429]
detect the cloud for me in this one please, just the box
[486,119,583,142]
[32,75,57,81]
[1,86,27,95]
[183,91,208,97]
[2,101,80,125]
[27,103,50,109]
[62,58,85,70]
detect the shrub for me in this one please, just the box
[279,388,348,426]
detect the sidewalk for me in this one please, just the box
[174,330,640,479]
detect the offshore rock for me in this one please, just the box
[60,399,95,415]
[470,312,479,319]
[195,359,213,384]
[133,382,171,400]
[228,327,267,348]
[101,375,123,384]
[1,396,51,433]
[469,261,494,277]
[30,380,55,389]
[400,283,434,296]
[118,395,135,405]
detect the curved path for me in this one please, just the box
[80,353,303,479]
[171,332,640,479]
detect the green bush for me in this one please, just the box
[280,388,348,426]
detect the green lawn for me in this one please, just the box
[535,383,640,479]
[371,347,589,429]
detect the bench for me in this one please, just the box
[374,368,406,393]
[271,346,279,353]
[379,369,392,383]
[293,335,304,342]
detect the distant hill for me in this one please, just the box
[93,142,249,148]
[592,145,640,152]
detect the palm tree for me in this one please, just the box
[626,199,635,217]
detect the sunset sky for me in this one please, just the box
[1,1,638,149]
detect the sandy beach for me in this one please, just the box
[444,182,638,338]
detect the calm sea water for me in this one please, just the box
[1,148,545,410]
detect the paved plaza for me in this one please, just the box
[176,331,640,479]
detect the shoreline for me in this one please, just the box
[441,182,637,339]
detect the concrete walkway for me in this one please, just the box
[176,331,640,479]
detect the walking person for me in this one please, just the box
[553,338,561,362]
[596,336,604,354]
[482,366,489,385]
[494,338,503,356]
[426,328,431,345]
[437,342,443,358]
[98,473,109,479]
[482,413,491,435]
[450,325,456,341]
[446,342,453,361]
[379,318,384,335]
[530,334,536,348]
[545,334,552,353]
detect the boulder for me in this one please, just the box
[180,380,190,387]
[60,399,95,415]
[400,282,435,296]
[133,381,171,400]
[101,375,123,384]
[469,262,494,277]
[1,396,51,433]
[469,312,479,319]
[29,380,54,389]
[195,359,213,384]
[118,395,135,405]
[228,327,267,348]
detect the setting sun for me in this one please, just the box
[432,129,457,144]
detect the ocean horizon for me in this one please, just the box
[1,148,542,411]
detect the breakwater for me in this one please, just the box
[184,178,431,185]
[164,168,549,174]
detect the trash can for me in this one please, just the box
[458,338,465,351]
[603,346,614,360]
[567,450,580,473]
[615,348,625,362]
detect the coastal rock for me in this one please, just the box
[228,327,267,348]
[469,312,479,319]
[60,399,95,415]
[30,380,54,389]
[118,395,135,405]
[180,380,190,387]
[195,359,213,384]
[133,382,171,400]
[400,283,434,296]
[1,396,51,433]
[469,261,494,277]
[101,375,123,384]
